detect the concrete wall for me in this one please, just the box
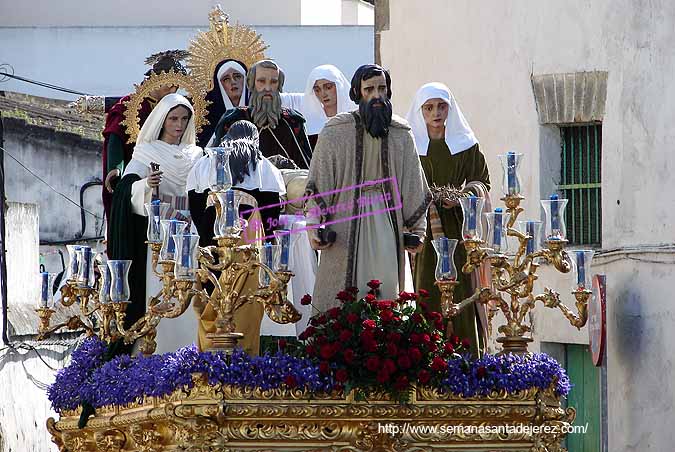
[3,121,103,243]
[381,1,675,451]
[0,25,373,101]
[0,0,372,26]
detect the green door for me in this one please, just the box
[566,344,601,452]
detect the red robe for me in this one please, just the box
[101,96,154,250]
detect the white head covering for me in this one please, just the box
[127,93,203,187]
[406,82,478,156]
[216,61,248,111]
[301,64,353,135]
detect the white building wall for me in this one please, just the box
[302,0,342,25]
[0,25,373,101]
[381,1,675,451]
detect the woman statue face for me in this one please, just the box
[160,105,191,145]
[220,67,245,104]
[421,98,449,131]
[312,78,338,114]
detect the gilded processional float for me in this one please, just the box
[38,7,595,452]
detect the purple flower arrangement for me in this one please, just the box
[48,337,570,413]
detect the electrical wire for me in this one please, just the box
[0,145,103,220]
[0,64,90,96]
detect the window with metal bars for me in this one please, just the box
[559,124,602,246]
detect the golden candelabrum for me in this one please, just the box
[36,193,300,355]
[435,152,594,354]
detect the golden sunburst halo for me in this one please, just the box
[187,5,269,93]
[120,69,210,145]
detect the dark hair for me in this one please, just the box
[349,64,392,104]
[144,50,189,77]
[221,120,261,185]
[159,104,192,140]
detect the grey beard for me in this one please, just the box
[249,89,282,129]
[359,97,393,138]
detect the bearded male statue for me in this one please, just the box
[304,64,432,312]
[213,59,313,169]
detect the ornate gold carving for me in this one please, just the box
[94,429,126,452]
[128,423,164,452]
[120,68,209,144]
[187,5,269,93]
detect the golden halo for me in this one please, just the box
[120,68,210,145]
[187,5,269,93]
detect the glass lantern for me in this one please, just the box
[173,233,201,280]
[541,194,568,241]
[516,220,543,255]
[107,260,132,302]
[97,263,112,304]
[431,237,458,281]
[76,246,95,288]
[273,229,292,271]
[144,201,170,243]
[259,243,281,287]
[498,151,524,196]
[205,145,233,192]
[66,244,82,281]
[160,219,188,262]
[484,208,510,254]
[39,272,56,309]
[572,250,595,289]
[213,190,242,238]
[459,195,485,240]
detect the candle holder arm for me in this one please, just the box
[533,288,591,329]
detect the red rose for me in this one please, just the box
[365,356,381,372]
[444,343,455,354]
[343,348,355,364]
[476,366,487,379]
[398,291,417,301]
[428,312,443,322]
[305,344,316,356]
[387,332,401,343]
[346,313,359,323]
[394,375,409,391]
[284,375,298,388]
[418,301,429,312]
[298,331,308,341]
[316,335,328,345]
[383,358,397,374]
[421,334,431,344]
[346,286,359,295]
[335,368,349,383]
[367,279,382,290]
[319,361,330,374]
[461,338,471,349]
[418,289,430,298]
[360,329,375,342]
[434,320,445,330]
[409,347,422,363]
[278,339,287,350]
[412,313,424,324]
[380,309,395,323]
[331,322,343,333]
[365,293,377,303]
[320,343,336,360]
[362,319,377,330]
[450,335,461,346]
[328,307,341,319]
[317,315,327,325]
[410,333,421,344]
[377,300,395,309]
[339,330,353,342]
[364,340,378,352]
[431,333,441,342]
[300,294,312,305]
[427,343,438,353]
[304,326,316,337]
[376,370,390,384]
[418,369,431,384]
[336,290,354,302]
[430,356,448,372]
[397,355,412,369]
[386,343,398,356]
